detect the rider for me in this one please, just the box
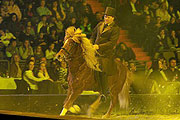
[90,7,120,97]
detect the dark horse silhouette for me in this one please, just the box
[56,26,131,118]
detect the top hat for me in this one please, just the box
[104,7,116,17]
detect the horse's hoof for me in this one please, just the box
[59,108,68,116]
[69,105,81,114]
[102,114,110,119]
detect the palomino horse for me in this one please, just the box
[56,26,130,118]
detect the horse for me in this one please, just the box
[55,26,131,118]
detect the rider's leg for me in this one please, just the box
[95,71,108,97]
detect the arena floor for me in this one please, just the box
[1,110,180,120]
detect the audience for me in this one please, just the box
[45,43,56,60]
[34,45,44,61]
[36,0,52,17]
[19,39,34,60]
[164,57,179,82]
[5,39,19,59]
[37,15,48,34]
[80,16,92,38]
[156,2,171,23]
[37,61,54,94]
[115,42,136,61]
[10,53,22,78]
[8,0,22,22]
[0,0,179,95]
[22,60,50,94]
[0,29,16,47]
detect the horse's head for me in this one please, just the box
[64,26,76,41]
[57,26,83,61]
[57,26,101,71]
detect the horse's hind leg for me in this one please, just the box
[87,95,103,117]
[102,94,118,118]
[60,90,81,116]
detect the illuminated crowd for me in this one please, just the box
[0,0,179,94]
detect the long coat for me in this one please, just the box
[91,21,120,75]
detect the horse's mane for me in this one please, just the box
[66,26,101,71]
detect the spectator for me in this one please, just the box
[162,57,168,70]
[81,0,94,22]
[47,16,63,34]
[149,0,159,17]
[80,16,92,38]
[156,2,171,23]
[35,32,47,51]
[7,13,21,37]
[153,16,163,34]
[36,0,52,17]
[45,43,56,60]
[5,39,19,59]
[165,57,179,82]
[0,1,10,19]
[34,45,44,62]
[167,16,178,32]
[19,26,35,45]
[147,60,168,94]
[19,39,34,60]
[79,0,93,19]
[57,60,68,94]
[0,16,7,30]
[48,60,68,94]
[65,17,79,29]
[164,57,180,94]
[8,0,22,21]
[167,30,178,51]
[122,0,142,29]
[139,15,155,55]
[47,27,60,51]
[51,0,66,21]
[115,42,136,61]
[141,4,154,18]
[129,62,137,73]
[65,6,76,24]
[154,28,169,58]
[23,20,36,37]
[40,57,47,66]
[92,12,103,28]
[37,15,48,34]
[25,55,36,65]
[168,5,177,18]
[10,53,22,78]
[23,3,37,21]
[22,60,50,93]
[59,0,70,14]
[37,61,54,93]
[0,29,16,47]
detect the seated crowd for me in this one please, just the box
[0,0,180,94]
[116,0,180,59]
[0,0,101,94]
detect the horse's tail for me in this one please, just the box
[118,68,132,109]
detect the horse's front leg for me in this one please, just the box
[60,90,81,116]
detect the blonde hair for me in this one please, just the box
[66,26,101,71]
